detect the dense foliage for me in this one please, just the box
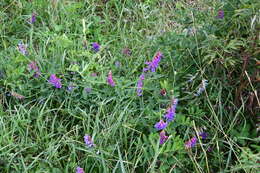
[0,0,259,172]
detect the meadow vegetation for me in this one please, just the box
[0,0,259,172]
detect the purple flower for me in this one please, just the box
[185,136,197,149]
[67,84,75,91]
[76,167,85,173]
[164,107,175,122]
[48,74,62,88]
[199,132,208,140]
[92,42,100,52]
[18,42,27,55]
[122,48,131,56]
[115,61,121,67]
[29,13,36,24]
[84,87,92,93]
[137,73,145,96]
[90,72,97,77]
[28,61,41,78]
[159,131,169,145]
[84,134,95,148]
[154,120,167,131]
[143,52,163,72]
[107,70,115,87]
[195,79,208,96]
[217,10,224,19]
[164,98,178,122]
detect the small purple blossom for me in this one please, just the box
[90,72,97,77]
[67,84,75,91]
[48,74,62,88]
[122,48,131,56]
[92,42,100,52]
[164,98,178,122]
[199,132,208,140]
[164,107,175,122]
[195,79,208,96]
[76,167,85,173]
[115,61,121,67]
[159,131,169,145]
[154,120,167,131]
[29,13,36,24]
[143,52,163,72]
[84,87,92,93]
[28,61,41,78]
[185,136,197,149]
[107,70,115,87]
[137,73,145,96]
[84,134,95,148]
[217,10,224,19]
[18,42,27,55]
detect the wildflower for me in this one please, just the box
[107,70,115,87]
[48,74,62,88]
[29,13,36,24]
[199,132,208,140]
[195,79,208,96]
[76,167,85,173]
[92,42,100,52]
[159,131,169,145]
[137,73,145,96]
[90,72,97,77]
[122,48,131,56]
[185,136,197,149]
[143,52,163,72]
[217,10,224,19]
[115,61,121,67]
[18,42,27,55]
[154,120,167,131]
[164,107,175,122]
[84,87,92,93]
[84,134,95,148]
[67,84,75,91]
[164,98,178,122]
[160,89,166,96]
[28,61,40,78]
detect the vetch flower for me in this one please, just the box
[199,132,208,140]
[160,88,167,96]
[164,98,178,122]
[18,42,27,55]
[164,107,175,122]
[28,61,40,78]
[48,74,62,88]
[143,52,163,72]
[90,72,97,77]
[122,48,131,56]
[84,87,92,93]
[67,83,75,91]
[84,134,95,148]
[92,42,100,52]
[115,61,121,67]
[29,13,36,24]
[107,70,115,87]
[76,167,85,173]
[154,120,167,131]
[195,79,208,96]
[159,131,169,145]
[217,10,224,19]
[137,73,145,96]
[185,136,197,149]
